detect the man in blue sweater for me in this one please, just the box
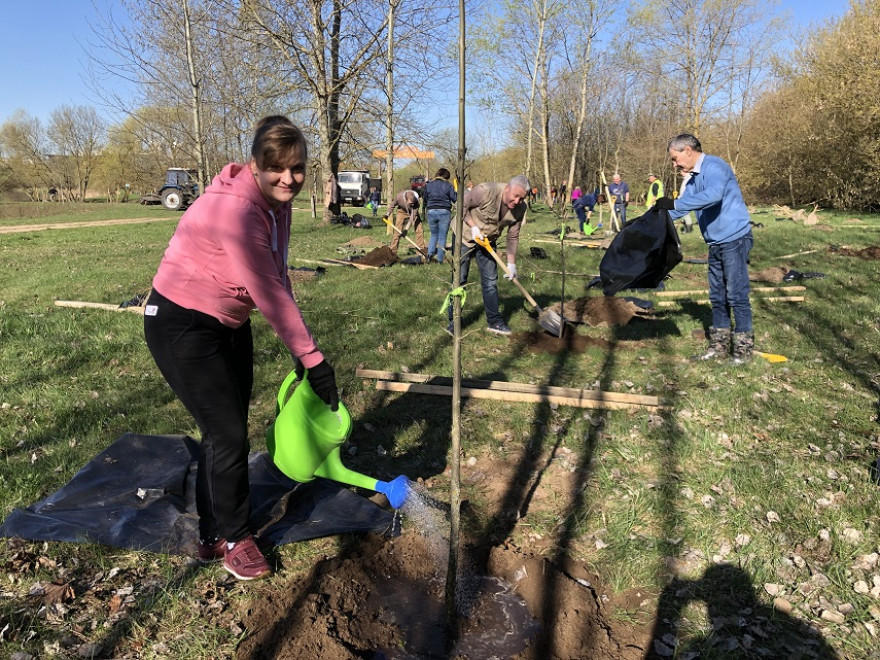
[654,134,754,363]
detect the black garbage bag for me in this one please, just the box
[530,247,548,259]
[782,270,826,282]
[119,292,149,309]
[599,208,682,296]
[0,433,397,556]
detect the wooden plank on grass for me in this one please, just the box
[655,286,805,298]
[657,296,805,308]
[373,380,664,411]
[54,300,145,314]
[290,257,346,267]
[532,238,604,248]
[320,258,380,270]
[356,368,663,407]
[776,249,819,259]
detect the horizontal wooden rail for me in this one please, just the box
[654,286,805,298]
[657,296,805,307]
[531,238,605,248]
[54,300,144,314]
[357,368,664,409]
[372,380,665,411]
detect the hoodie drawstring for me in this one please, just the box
[269,209,278,254]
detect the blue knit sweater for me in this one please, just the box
[669,154,751,245]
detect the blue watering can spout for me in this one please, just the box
[374,475,410,509]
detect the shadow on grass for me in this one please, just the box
[447,321,615,655]
[645,563,840,659]
[638,286,846,658]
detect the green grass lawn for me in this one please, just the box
[0,200,176,226]
[1,199,879,658]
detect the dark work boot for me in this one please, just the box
[731,332,755,365]
[691,326,731,361]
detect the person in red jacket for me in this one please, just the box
[143,116,338,580]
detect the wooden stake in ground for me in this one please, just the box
[599,171,621,232]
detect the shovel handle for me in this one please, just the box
[382,216,426,255]
[474,237,541,309]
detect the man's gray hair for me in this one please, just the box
[668,134,702,153]
[508,174,531,192]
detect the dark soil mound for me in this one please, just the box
[835,245,880,260]
[288,267,322,284]
[516,330,608,354]
[359,246,399,267]
[549,296,644,327]
[750,266,789,283]
[235,532,645,660]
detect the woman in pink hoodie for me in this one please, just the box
[143,116,337,580]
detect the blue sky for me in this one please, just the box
[0,0,853,128]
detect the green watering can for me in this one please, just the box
[266,370,410,509]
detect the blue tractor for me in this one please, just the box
[158,168,200,211]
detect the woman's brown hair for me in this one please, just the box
[251,115,308,169]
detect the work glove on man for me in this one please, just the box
[505,262,518,280]
[470,225,484,242]
[654,197,676,211]
[307,360,339,411]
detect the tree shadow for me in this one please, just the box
[646,563,840,659]
[348,286,538,486]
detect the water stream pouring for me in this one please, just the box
[266,370,410,509]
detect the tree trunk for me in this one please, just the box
[539,53,552,210]
[524,0,548,184]
[182,0,208,193]
[563,36,595,214]
[318,0,343,223]
[385,0,398,216]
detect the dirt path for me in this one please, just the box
[0,216,178,234]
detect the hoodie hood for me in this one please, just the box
[207,162,287,256]
[206,162,273,212]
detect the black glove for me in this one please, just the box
[654,197,676,211]
[307,360,339,411]
[623,201,629,207]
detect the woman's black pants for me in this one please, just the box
[143,289,254,543]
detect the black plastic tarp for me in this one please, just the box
[599,208,682,296]
[0,433,397,556]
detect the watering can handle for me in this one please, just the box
[277,369,302,413]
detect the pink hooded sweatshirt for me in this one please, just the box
[151,163,324,369]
